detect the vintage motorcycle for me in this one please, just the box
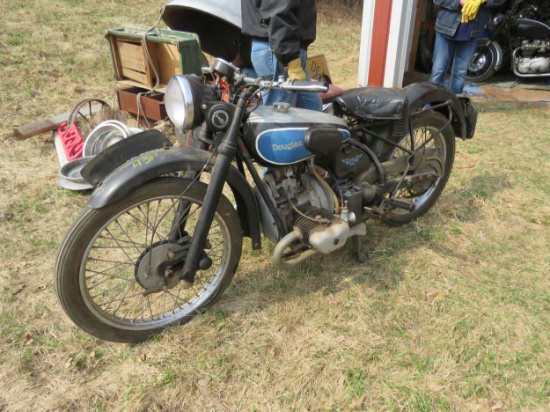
[467,0,550,82]
[55,55,477,342]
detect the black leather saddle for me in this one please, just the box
[333,87,409,120]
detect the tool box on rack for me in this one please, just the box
[105,26,202,90]
[106,26,202,121]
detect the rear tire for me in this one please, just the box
[382,110,455,226]
[55,178,242,343]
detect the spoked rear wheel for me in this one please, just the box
[55,178,242,343]
[382,110,455,226]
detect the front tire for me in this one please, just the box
[55,178,242,343]
[466,39,499,83]
[382,110,455,226]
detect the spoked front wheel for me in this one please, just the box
[466,39,499,83]
[382,110,455,226]
[55,178,242,343]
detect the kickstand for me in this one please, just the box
[351,235,368,263]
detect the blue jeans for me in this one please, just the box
[429,32,478,94]
[250,40,322,111]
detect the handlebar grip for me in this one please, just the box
[281,80,329,93]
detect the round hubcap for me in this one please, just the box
[135,243,185,292]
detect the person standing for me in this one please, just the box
[241,0,322,111]
[429,0,506,94]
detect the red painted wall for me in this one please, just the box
[368,0,393,86]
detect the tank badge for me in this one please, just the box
[341,154,363,167]
[272,141,303,151]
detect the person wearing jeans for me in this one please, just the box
[429,0,506,94]
[241,0,322,111]
[250,40,322,110]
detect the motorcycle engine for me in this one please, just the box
[516,40,550,74]
[255,165,335,242]
[254,162,367,247]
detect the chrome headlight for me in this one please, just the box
[493,13,505,26]
[165,75,214,131]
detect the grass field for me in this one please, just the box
[1,1,549,411]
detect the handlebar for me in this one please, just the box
[241,76,329,93]
[281,80,330,93]
[203,59,330,94]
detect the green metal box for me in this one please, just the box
[106,26,202,91]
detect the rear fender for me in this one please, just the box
[403,82,477,139]
[87,146,262,249]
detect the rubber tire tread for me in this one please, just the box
[466,40,498,83]
[382,110,455,226]
[55,178,242,343]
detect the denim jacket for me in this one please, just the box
[434,0,506,38]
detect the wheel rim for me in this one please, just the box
[79,193,232,331]
[467,46,494,81]
[387,120,448,215]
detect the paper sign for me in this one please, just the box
[306,54,331,80]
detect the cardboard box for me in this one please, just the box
[117,87,167,121]
[306,54,331,81]
[106,26,202,90]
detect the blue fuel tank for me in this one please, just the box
[243,106,350,166]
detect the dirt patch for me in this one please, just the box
[404,71,550,103]
[472,84,550,103]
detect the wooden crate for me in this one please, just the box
[116,87,167,122]
[106,26,202,91]
[114,39,157,87]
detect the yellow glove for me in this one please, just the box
[287,58,307,81]
[461,0,484,23]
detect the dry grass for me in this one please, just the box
[1,1,550,411]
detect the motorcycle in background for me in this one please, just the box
[467,0,550,82]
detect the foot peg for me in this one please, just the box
[385,198,416,212]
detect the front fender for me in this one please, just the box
[488,39,504,72]
[88,146,262,249]
[81,129,173,187]
[403,82,477,140]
